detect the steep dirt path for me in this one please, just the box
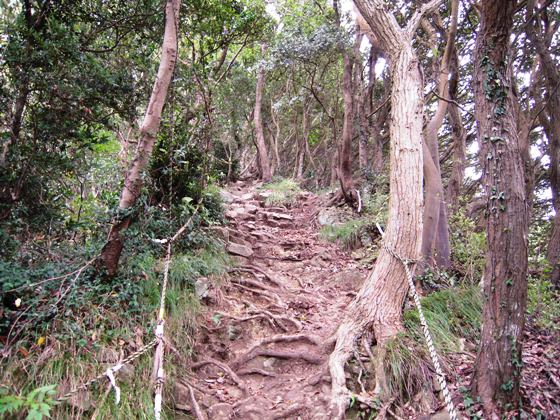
[179,181,368,419]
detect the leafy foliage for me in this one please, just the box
[0,385,57,420]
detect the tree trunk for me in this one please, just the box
[526,0,560,288]
[99,0,181,276]
[338,51,356,202]
[471,1,529,415]
[254,43,272,183]
[420,0,458,269]
[329,1,444,417]
[445,48,466,211]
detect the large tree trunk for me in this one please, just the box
[254,43,273,183]
[99,0,181,276]
[471,1,529,415]
[329,1,443,417]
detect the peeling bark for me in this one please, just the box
[328,0,444,417]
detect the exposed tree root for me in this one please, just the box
[191,358,248,396]
[187,384,207,420]
[242,264,285,289]
[231,277,277,293]
[328,318,369,420]
[214,310,279,330]
[230,283,286,307]
[237,367,277,377]
[307,366,331,386]
[246,333,321,351]
[271,403,305,419]
[233,347,322,370]
[247,309,302,331]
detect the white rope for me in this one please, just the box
[376,224,458,420]
[105,366,122,405]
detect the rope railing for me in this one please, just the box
[376,223,458,420]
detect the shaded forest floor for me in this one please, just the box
[177,181,560,419]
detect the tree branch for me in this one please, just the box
[406,0,446,37]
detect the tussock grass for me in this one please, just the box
[261,178,301,207]
[319,219,367,250]
[382,286,482,401]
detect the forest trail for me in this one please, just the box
[181,181,368,419]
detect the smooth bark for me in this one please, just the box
[99,0,181,275]
[254,43,273,183]
[420,0,458,268]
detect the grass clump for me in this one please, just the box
[320,219,368,250]
[382,286,482,401]
[262,178,301,207]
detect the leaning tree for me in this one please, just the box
[99,0,181,275]
[328,0,444,417]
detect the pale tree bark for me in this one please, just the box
[420,0,458,269]
[471,1,529,416]
[270,98,282,175]
[526,0,560,288]
[328,0,443,417]
[99,0,181,276]
[445,48,467,210]
[254,43,273,183]
[353,31,368,172]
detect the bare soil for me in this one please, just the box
[178,181,367,419]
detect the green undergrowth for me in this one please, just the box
[382,286,482,402]
[1,186,232,419]
[319,187,388,251]
[320,219,368,250]
[1,240,231,419]
[261,178,301,207]
[527,276,560,332]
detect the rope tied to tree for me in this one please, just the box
[376,224,458,420]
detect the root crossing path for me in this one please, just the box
[181,181,368,419]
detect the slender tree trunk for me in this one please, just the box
[471,1,529,415]
[420,0,458,268]
[270,98,282,176]
[334,0,356,203]
[254,43,272,183]
[99,0,181,276]
[329,1,444,417]
[445,48,466,210]
[338,51,356,202]
[526,0,560,288]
